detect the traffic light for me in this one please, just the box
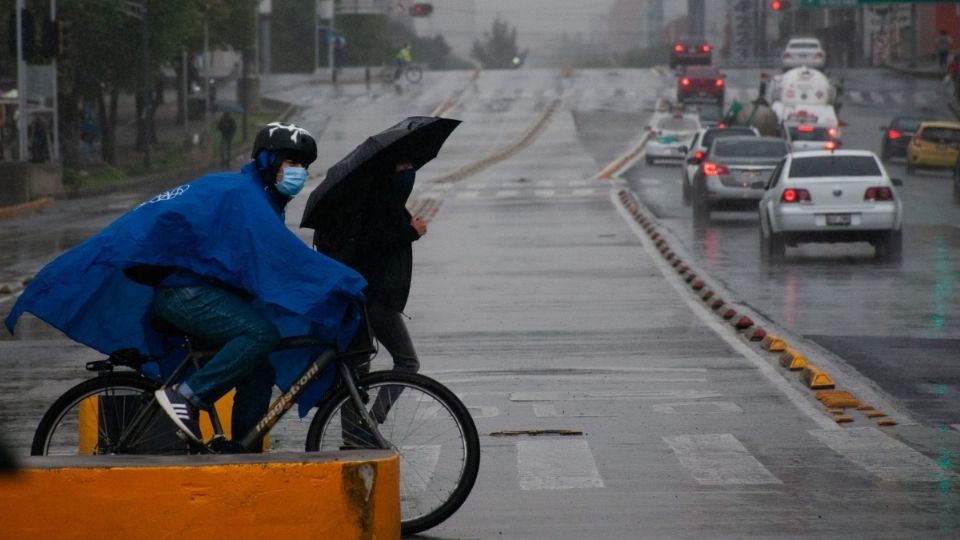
[410,3,433,17]
[770,1,792,10]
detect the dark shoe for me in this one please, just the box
[155,387,203,443]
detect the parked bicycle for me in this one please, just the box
[380,62,423,84]
[30,309,480,535]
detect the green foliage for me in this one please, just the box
[472,15,524,69]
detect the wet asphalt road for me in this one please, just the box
[1,67,959,538]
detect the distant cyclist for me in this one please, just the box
[395,42,413,80]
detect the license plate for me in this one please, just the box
[826,214,851,226]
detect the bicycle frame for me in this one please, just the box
[114,310,385,453]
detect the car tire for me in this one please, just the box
[760,227,785,264]
[876,230,903,262]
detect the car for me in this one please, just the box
[680,126,760,205]
[677,66,725,106]
[782,122,840,152]
[670,36,712,69]
[781,37,826,70]
[693,102,724,129]
[879,116,923,162]
[758,149,903,262]
[691,136,790,223]
[645,112,701,165]
[905,121,960,174]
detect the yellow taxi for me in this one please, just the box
[906,121,960,173]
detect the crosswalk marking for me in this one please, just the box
[534,189,556,197]
[810,428,958,482]
[651,401,743,414]
[889,91,905,105]
[517,439,605,490]
[510,390,722,401]
[495,190,520,198]
[533,403,616,418]
[662,433,782,485]
[848,90,864,103]
[869,90,884,103]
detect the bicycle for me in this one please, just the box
[380,62,423,84]
[30,308,480,535]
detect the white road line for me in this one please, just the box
[467,405,500,419]
[663,433,782,485]
[517,439,605,490]
[651,401,743,414]
[510,390,722,401]
[569,179,592,187]
[536,180,555,187]
[889,91,906,105]
[534,189,556,197]
[848,90,864,103]
[570,188,597,197]
[456,191,480,199]
[400,445,441,495]
[810,428,958,482]
[611,190,840,430]
[495,190,520,198]
[869,90,884,104]
[533,403,615,418]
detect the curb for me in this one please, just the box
[614,188,900,429]
[0,451,400,539]
[881,63,944,80]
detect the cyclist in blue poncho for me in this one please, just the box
[5,122,368,446]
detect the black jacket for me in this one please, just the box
[350,185,421,312]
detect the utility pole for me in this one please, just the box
[16,0,27,161]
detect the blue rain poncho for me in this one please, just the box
[5,163,367,416]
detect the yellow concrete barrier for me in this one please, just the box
[778,348,808,371]
[801,365,835,390]
[0,451,400,540]
[815,390,860,409]
[761,333,786,352]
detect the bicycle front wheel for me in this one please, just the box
[31,373,188,456]
[404,65,423,84]
[305,370,480,535]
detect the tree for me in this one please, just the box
[471,15,525,69]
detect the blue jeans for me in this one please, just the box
[153,286,280,440]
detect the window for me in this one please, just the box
[789,155,882,178]
[713,139,788,158]
[702,127,756,149]
[919,127,960,143]
[657,117,699,132]
[767,159,786,189]
[892,117,922,132]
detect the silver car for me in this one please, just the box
[690,136,789,223]
[681,126,760,206]
[781,37,826,70]
[758,150,904,262]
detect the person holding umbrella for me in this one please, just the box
[302,116,460,386]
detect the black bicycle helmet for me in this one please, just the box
[251,122,318,167]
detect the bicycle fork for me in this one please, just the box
[339,362,391,449]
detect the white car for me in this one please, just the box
[781,38,826,70]
[645,113,701,165]
[758,150,903,262]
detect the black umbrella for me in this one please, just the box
[300,116,461,229]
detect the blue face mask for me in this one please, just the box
[395,168,416,202]
[276,166,308,197]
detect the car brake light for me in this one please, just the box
[702,162,730,176]
[784,52,792,58]
[717,122,726,128]
[824,141,837,150]
[694,150,705,161]
[864,187,894,201]
[702,45,711,53]
[887,129,901,140]
[827,128,837,137]
[797,125,814,132]
[674,44,684,53]
[681,77,691,86]
[715,79,724,87]
[815,52,824,59]
[781,188,811,203]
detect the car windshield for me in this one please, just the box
[788,126,831,141]
[702,128,756,148]
[919,127,960,143]
[892,118,922,131]
[789,155,882,177]
[657,117,699,131]
[713,139,788,158]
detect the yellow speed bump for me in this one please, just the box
[801,365,835,390]
[761,333,787,352]
[0,451,400,539]
[815,390,860,409]
[779,348,808,371]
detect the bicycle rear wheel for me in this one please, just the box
[31,373,188,456]
[404,65,423,84]
[305,370,479,535]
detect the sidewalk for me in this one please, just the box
[884,56,960,119]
